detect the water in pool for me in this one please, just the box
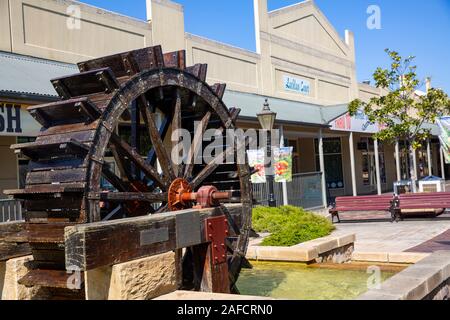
[236,262,397,300]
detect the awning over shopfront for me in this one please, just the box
[328,109,440,136]
[0,51,77,137]
[223,90,348,128]
[0,51,77,101]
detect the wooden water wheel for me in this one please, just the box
[5,45,253,299]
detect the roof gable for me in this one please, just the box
[268,1,349,57]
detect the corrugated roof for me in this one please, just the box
[422,122,440,136]
[320,104,349,123]
[222,90,441,135]
[223,90,347,127]
[0,51,78,99]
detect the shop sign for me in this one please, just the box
[330,110,386,134]
[0,102,41,137]
[283,75,310,95]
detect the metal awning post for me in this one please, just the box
[349,132,357,196]
[395,140,401,181]
[318,129,328,207]
[374,139,382,195]
[427,139,432,176]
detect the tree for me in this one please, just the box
[349,49,450,189]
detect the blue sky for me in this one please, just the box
[79,0,450,93]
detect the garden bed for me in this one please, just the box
[252,206,335,247]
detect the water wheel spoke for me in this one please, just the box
[109,144,134,183]
[130,101,141,179]
[101,165,129,192]
[172,88,183,177]
[145,113,170,164]
[184,111,211,180]
[225,237,237,254]
[191,145,236,189]
[102,204,123,221]
[139,96,176,181]
[109,132,168,189]
[220,204,241,236]
[155,203,168,214]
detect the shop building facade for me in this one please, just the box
[0,0,445,206]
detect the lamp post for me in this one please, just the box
[257,99,277,207]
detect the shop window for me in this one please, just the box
[360,138,386,186]
[288,139,299,174]
[399,140,410,180]
[416,146,430,178]
[314,138,344,190]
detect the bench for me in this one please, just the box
[330,194,394,223]
[392,192,450,221]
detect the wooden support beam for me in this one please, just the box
[87,192,167,203]
[65,204,242,271]
[0,222,32,261]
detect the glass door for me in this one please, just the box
[361,138,386,191]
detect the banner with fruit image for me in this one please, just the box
[273,147,293,183]
[247,149,266,184]
[437,116,450,164]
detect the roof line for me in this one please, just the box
[0,90,59,103]
[0,51,76,69]
[268,0,312,15]
[226,89,325,107]
[238,115,330,128]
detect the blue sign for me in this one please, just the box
[283,75,310,95]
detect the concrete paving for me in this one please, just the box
[333,215,450,253]
[406,229,450,252]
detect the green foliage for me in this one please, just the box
[252,206,335,247]
[349,49,450,149]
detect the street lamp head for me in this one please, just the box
[257,98,277,130]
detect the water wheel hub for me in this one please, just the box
[168,179,232,211]
[168,178,193,211]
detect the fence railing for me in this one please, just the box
[252,172,324,209]
[0,199,23,222]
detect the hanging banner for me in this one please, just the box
[273,147,293,183]
[437,116,450,164]
[247,149,266,184]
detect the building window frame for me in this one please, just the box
[314,137,345,190]
[360,137,387,186]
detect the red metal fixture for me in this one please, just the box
[205,215,229,265]
[168,179,231,211]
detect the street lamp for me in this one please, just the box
[257,99,277,207]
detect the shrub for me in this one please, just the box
[252,205,335,247]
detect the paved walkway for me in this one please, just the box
[406,229,450,252]
[333,214,450,253]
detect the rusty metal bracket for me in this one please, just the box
[205,215,229,265]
